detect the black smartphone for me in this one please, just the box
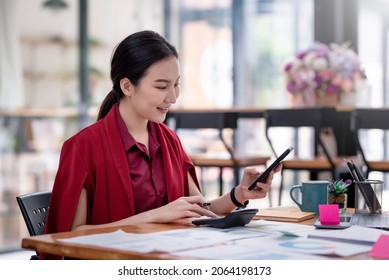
[248,146,293,191]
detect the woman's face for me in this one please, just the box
[126,56,180,123]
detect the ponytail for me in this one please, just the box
[97,90,118,120]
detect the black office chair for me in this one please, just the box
[351,108,389,178]
[264,108,347,205]
[16,190,51,260]
[168,111,270,196]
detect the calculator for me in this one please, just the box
[192,208,258,229]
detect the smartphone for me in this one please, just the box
[248,146,294,191]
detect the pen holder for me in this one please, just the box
[354,180,383,214]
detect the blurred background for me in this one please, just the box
[1,0,389,256]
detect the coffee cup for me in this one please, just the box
[289,180,329,214]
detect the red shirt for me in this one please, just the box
[115,106,167,214]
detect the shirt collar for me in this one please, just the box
[115,104,160,152]
[115,104,135,151]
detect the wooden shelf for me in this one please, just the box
[0,107,98,118]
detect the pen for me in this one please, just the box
[351,160,366,181]
[345,159,358,181]
[202,202,211,207]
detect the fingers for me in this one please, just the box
[243,167,260,177]
[175,196,217,218]
[243,174,271,198]
[172,217,200,226]
[264,170,275,184]
[251,183,269,194]
[181,195,207,205]
[274,162,283,173]
[184,206,216,218]
[238,164,282,201]
[173,216,219,226]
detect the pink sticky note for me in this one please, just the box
[318,204,340,225]
[369,234,389,259]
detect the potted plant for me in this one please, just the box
[327,179,352,213]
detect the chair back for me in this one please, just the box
[266,108,339,174]
[265,108,322,129]
[170,111,239,157]
[16,191,51,236]
[351,108,389,173]
[172,111,238,130]
[351,108,389,130]
[264,108,329,157]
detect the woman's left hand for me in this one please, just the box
[234,164,282,203]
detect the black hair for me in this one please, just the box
[97,30,178,120]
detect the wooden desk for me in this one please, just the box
[21,217,372,260]
[22,223,190,260]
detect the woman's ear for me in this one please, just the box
[120,78,134,97]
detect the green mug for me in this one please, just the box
[289,180,329,214]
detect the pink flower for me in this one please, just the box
[325,83,338,94]
[319,69,336,80]
[296,50,307,60]
[341,78,353,92]
[284,62,293,72]
[331,75,343,87]
[283,41,366,101]
[286,83,299,94]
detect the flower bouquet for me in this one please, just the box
[283,42,366,107]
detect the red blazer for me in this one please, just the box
[41,107,198,259]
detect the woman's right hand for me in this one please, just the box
[72,192,217,231]
[148,196,217,224]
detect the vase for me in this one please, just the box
[316,94,338,108]
[289,92,339,108]
[288,93,306,108]
[288,91,315,108]
[339,91,356,107]
[328,193,347,214]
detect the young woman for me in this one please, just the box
[42,30,280,259]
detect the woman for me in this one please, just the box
[42,30,280,259]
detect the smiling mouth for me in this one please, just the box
[157,107,169,113]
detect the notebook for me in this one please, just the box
[253,209,315,222]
